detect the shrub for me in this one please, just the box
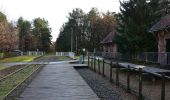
[0,52,17,59]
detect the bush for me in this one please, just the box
[0,52,17,59]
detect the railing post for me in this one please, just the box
[102,59,105,77]
[88,55,89,67]
[94,56,96,72]
[110,61,113,82]
[161,73,165,100]
[127,65,130,92]
[91,56,93,70]
[138,68,143,100]
[116,62,119,86]
[98,58,100,74]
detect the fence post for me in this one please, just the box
[88,55,89,67]
[91,56,93,70]
[127,65,130,92]
[161,73,165,100]
[102,59,105,77]
[98,58,100,74]
[110,61,113,82]
[94,56,96,72]
[116,62,119,86]
[138,68,143,100]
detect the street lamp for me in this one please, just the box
[82,48,85,64]
[71,28,73,52]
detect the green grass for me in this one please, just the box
[0,65,41,99]
[0,66,7,71]
[0,56,39,63]
[75,56,80,60]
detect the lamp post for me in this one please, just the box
[82,48,85,64]
[71,28,73,52]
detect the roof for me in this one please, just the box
[100,30,117,44]
[149,15,170,33]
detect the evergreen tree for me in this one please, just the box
[115,0,170,54]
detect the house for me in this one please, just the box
[100,30,118,58]
[149,15,170,64]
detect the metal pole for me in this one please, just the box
[71,28,73,52]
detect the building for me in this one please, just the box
[100,30,118,58]
[149,15,170,64]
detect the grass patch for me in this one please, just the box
[0,56,39,63]
[0,66,7,71]
[0,64,41,99]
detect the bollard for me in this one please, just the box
[116,62,119,86]
[98,58,100,74]
[161,73,165,100]
[102,59,105,77]
[127,65,130,92]
[138,68,143,100]
[110,61,113,82]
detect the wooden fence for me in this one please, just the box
[87,55,169,100]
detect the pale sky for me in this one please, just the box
[0,0,121,41]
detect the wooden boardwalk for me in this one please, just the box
[18,62,99,100]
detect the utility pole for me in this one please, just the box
[71,28,73,52]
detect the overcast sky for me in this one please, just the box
[0,0,121,41]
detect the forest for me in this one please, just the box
[0,13,52,52]
[56,0,170,54]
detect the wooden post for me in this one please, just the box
[102,59,105,77]
[161,73,165,100]
[127,65,130,92]
[94,57,96,72]
[138,68,143,100]
[91,56,93,70]
[116,62,119,86]
[110,61,113,82]
[98,58,100,74]
[88,55,89,67]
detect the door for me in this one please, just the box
[166,39,170,52]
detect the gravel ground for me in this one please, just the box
[76,68,138,100]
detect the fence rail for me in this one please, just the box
[89,52,170,65]
[56,52,75,59]
[23,51,45,56]
[87,55,169,100]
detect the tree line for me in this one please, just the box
[17,17,52,52]
[0,11,52,52]
[56,8,117,53]
[56,0,170,54]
